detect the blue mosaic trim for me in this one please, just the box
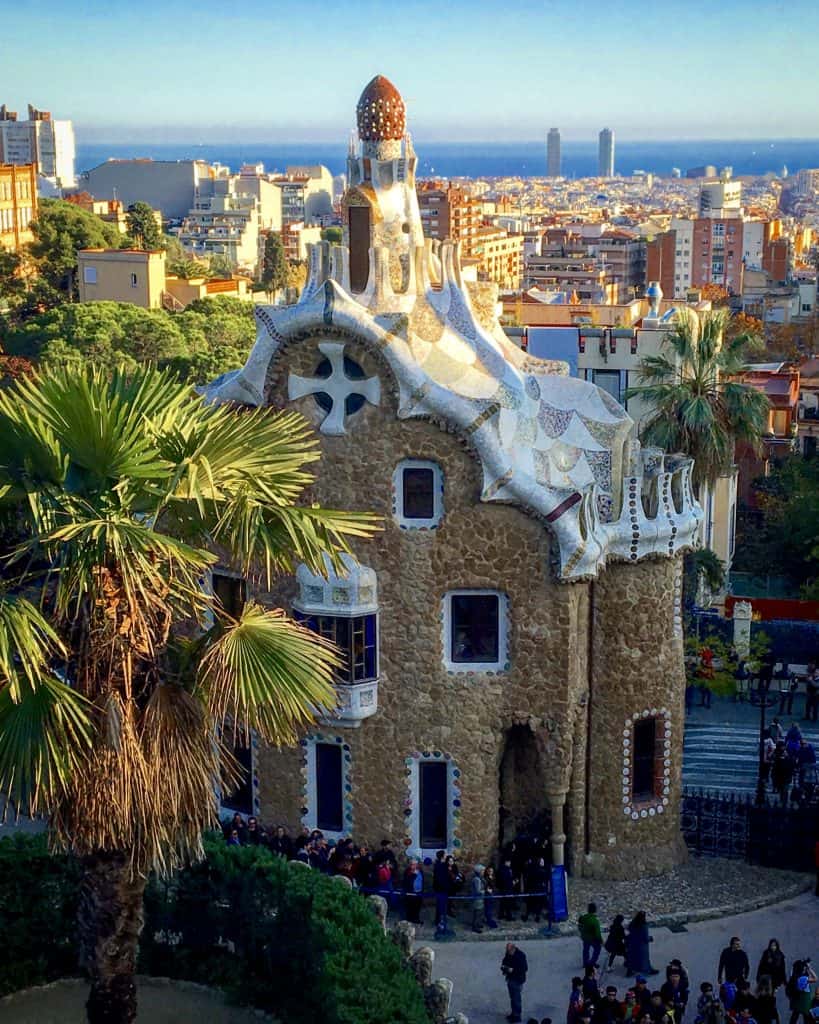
[299,732,354,834]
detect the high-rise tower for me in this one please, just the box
[546,128,561,178]
[598,128,615,178]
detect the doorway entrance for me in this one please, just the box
[498,724,552,849]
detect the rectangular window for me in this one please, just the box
[450,593,499,664]
[419,761,448,849]
[294,612,377,683]
[593,369,622,405]
[315,742,343,833]
[402,466,435,519]
[83,266,97,284]
[130,273,138,288]
[221,739,253,815]
[212,572,245,618]
[632,717,657,800]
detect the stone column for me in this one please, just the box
[733,601,753,659]
[546,789,567,866]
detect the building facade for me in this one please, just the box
[598,128,615,178]
[417,181,482,256]
[207,76,702,880]
[0,162,37,252]
[547,128,561,178]
[0,104,75,187]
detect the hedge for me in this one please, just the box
[0,833,431,1024]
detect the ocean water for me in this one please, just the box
[75,138,819,180]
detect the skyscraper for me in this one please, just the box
[546,128,561,178]
[598,128,615,178]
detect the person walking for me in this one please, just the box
[579,902,604,968]
[626,912,657,976]
[605,914,627,970]
[756,939,787,991]
[787,960,817,1024]
[719,936,750,986]
[502,942,528,1024]
[470,863,486,933]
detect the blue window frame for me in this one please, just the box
[294,611,377,683]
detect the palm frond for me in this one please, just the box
[0,674,92,817]
[198,602,339,746]
[0,592,65,702]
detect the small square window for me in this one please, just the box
[443,590,507,672]
[83,266,97,284]
[394,459,443,528]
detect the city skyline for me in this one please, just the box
[3,0,819,143]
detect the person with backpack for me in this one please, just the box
[787,960,817,1024]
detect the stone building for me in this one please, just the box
[207,76,703,879]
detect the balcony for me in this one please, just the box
[322,680,379,727]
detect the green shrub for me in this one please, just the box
[0,833,430,1024]
[0,833,81,995]
[141,835,431,1024]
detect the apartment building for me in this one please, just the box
[417,181,482,256]
[524,229,618,303]
[82,159,216,221]
[0,162,37,252]
[471,226,523,289]
[0,104,75,187]
[272,165,333,224]
[179,177,261,271]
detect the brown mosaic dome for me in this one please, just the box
[356,75,406,142]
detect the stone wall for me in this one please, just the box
[255,332,587,866]
[584,557,688,878]
[252,332,688,877]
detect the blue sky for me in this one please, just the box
[3,0,818,142]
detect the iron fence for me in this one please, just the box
[680,787,818,872]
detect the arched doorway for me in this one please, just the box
[498,724,552,850]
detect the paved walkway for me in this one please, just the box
[426,890,819,1024]
[683,696,818,794]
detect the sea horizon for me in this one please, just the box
[75,138,819,181]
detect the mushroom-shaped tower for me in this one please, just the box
[356,74,406,159]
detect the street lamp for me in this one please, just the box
[755,681,778,806]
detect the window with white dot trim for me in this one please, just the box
[393,459,443,529]
[621,708,671,820]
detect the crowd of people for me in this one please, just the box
[760,720,817,804]
[501,923,818,1024]
[221,815,557,933]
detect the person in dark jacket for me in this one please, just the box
[660,970,688,1024]
[595,986,626,1024]
[771,744,794,805]
[605,914,627,970]
[498,854,518,920]
[626,912,658,976]
[402,858,424,923]
[522,857,548,923]
[718,936,751,985]
[502,942,528,1023]
[734,980,757,1017]
[753,978,779,1024]
[433,850,451,934]
[268,825,292,859]
[582,965,600,1008]
[756,940,787,991]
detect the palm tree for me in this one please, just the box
[625,308,770,490]
[0,364,377,1023]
